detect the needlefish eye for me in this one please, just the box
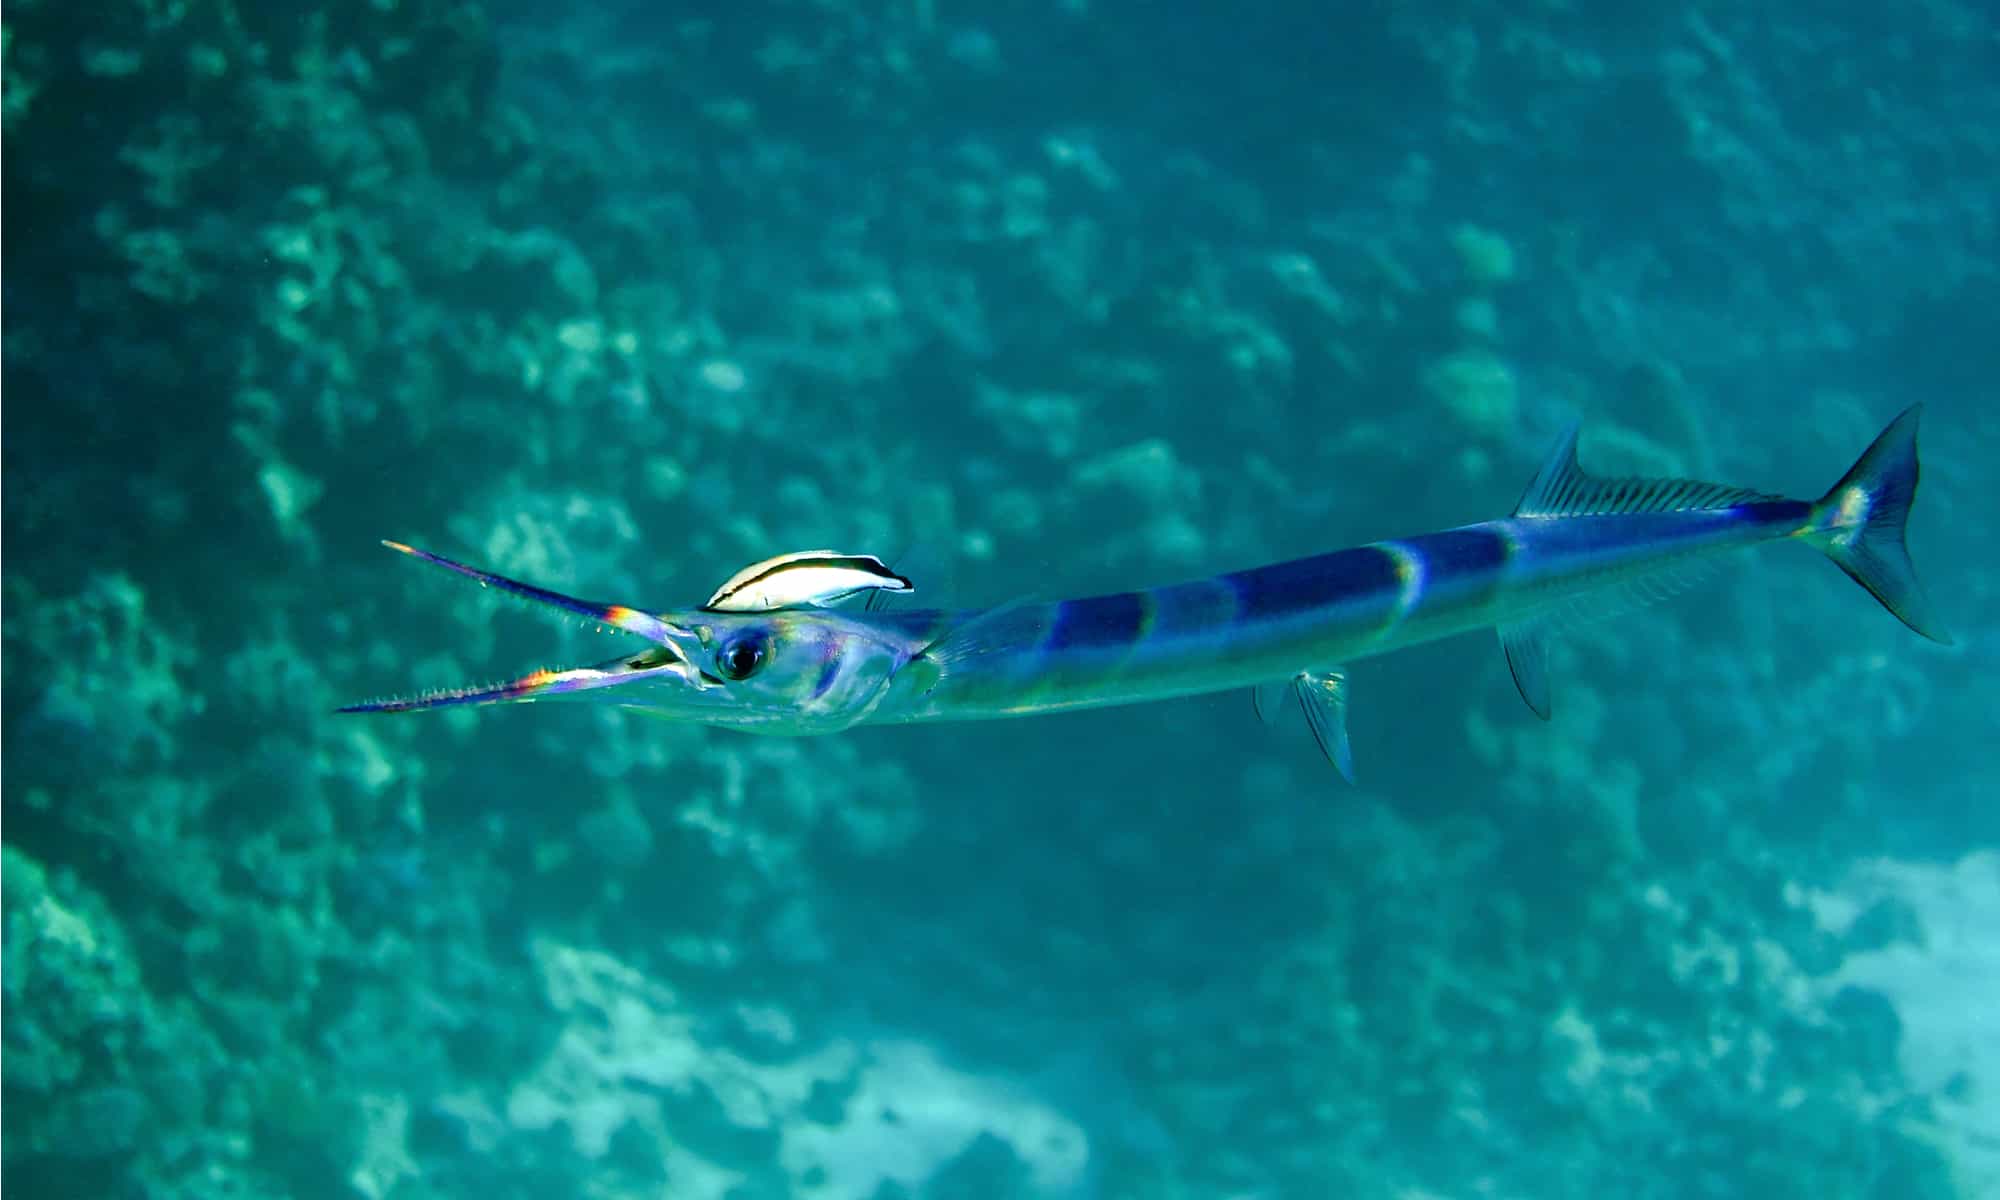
[716,631,771,681]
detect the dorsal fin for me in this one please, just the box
[1514,425,1777,518]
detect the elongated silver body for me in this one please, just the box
[873,502,1810,724]
[341,408,1945,775]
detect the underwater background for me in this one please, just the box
[4,2,1997,1197]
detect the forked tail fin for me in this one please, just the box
[1803,405,1951,643]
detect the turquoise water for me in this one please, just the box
[4,3,1996,1197]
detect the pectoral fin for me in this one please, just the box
[1255,668,1355,782]
[1251,681,1289,726]
[1295,669,1356,784]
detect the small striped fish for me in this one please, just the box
[703,550,912,612]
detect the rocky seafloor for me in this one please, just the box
[4,2,1997,1197]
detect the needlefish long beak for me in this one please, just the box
[336,541,711,714]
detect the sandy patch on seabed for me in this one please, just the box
[1811,851,2000,1194]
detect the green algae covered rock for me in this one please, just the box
[3,847,146,1101]
[1422,346,1519,439]
[1450,223,1517,286]
[1,845,175,1166]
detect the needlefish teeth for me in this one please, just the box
[703,550,913,612]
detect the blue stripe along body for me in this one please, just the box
[877,500,1815,723]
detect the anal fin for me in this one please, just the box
[1498,622,1551,720]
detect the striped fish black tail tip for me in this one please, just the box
[1804,404,1951,644]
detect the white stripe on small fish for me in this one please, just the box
[704,550,913,612]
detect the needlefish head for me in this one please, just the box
[337,542,922,734]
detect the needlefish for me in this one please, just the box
[341,408,1948,780]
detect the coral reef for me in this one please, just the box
[4,1,1992,1197]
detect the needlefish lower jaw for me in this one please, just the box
[337,541,926,734]
[332,542,713,714]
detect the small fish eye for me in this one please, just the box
[716,632,770,681]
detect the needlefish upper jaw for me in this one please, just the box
[335,541,717,715]
[336,541,916,733]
